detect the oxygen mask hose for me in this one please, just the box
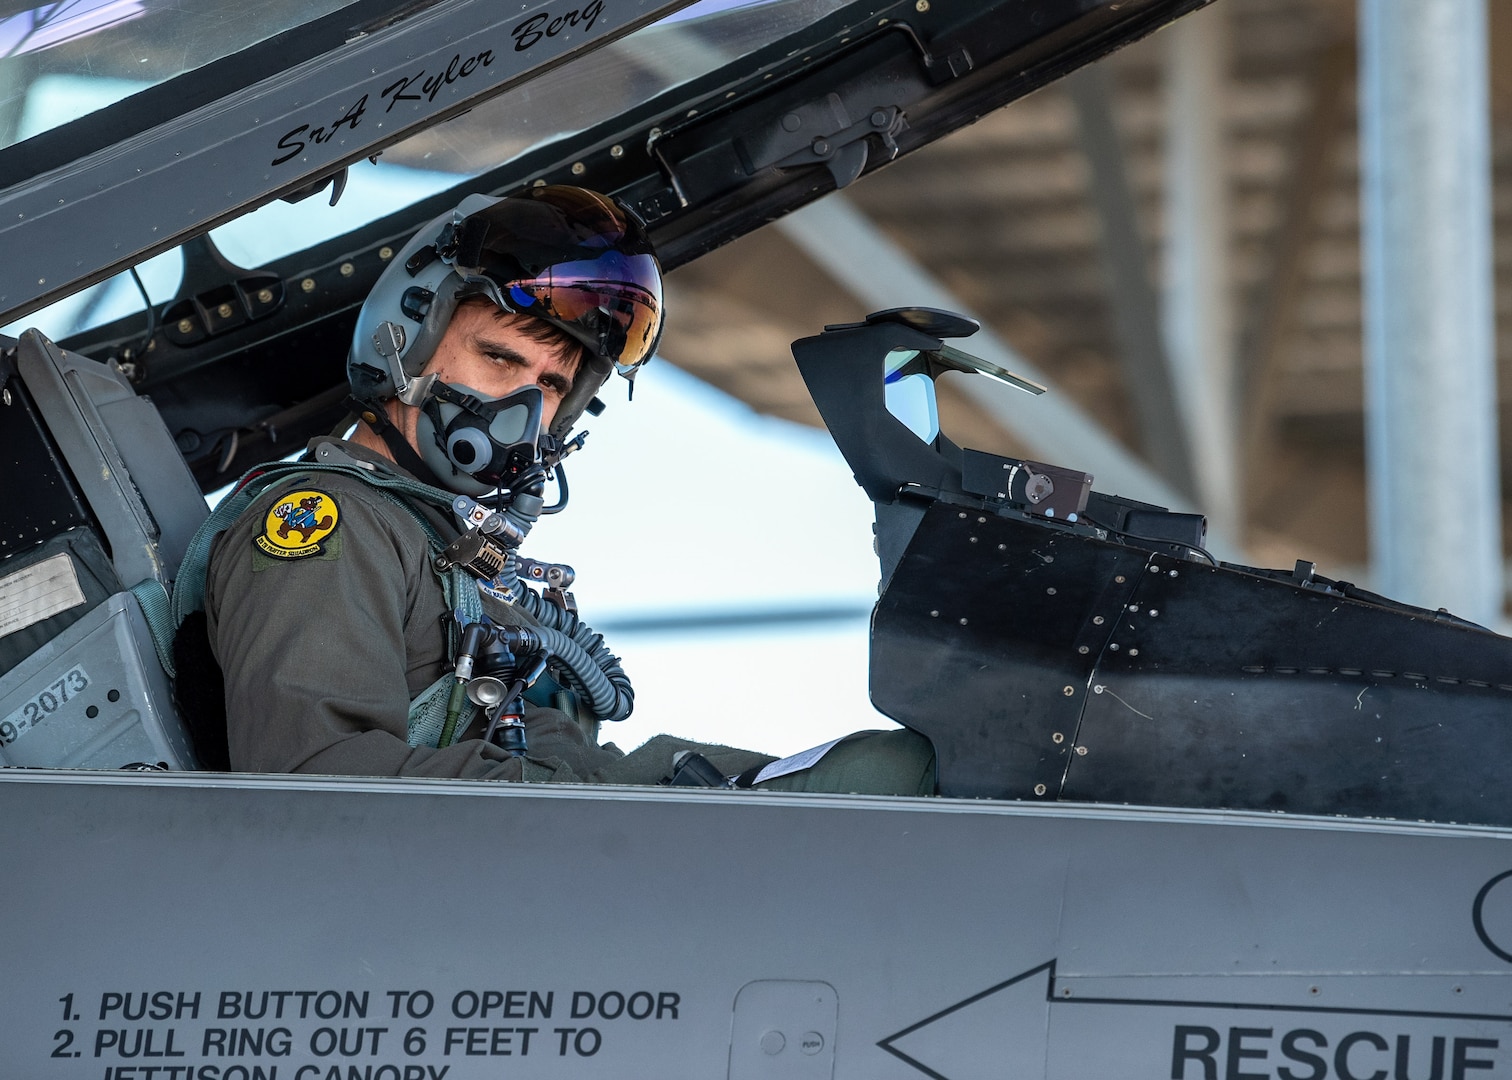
[494,471,547,600]
[450,472,634,724]
[451,470,547,600]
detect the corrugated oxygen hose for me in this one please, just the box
[494,491,634,723]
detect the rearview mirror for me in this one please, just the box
[884,349,939,444]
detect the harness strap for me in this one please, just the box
[128,579,177,677]
[408,561,483,749]
[346,395,453,491]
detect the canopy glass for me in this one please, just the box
[0,0,361,148]
[6,0,847,338]
[216,0,848,266]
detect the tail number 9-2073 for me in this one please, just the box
[0,666,89,746]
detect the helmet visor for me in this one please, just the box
[492,250,662,373]
[452,187,664,373]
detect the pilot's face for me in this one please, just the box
[422,302,578,424]
[371,302,580,462]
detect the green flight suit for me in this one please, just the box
[205,438,933,793]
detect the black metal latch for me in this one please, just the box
[738,95,908,189]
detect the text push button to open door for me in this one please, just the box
[730,980,837,1080]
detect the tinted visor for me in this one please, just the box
[452,187,664,372]
[496,251,661,374]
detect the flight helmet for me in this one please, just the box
[347,185,664,494]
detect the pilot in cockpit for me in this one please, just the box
[193,184,934,794]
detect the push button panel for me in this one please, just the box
[730,980,837,1080]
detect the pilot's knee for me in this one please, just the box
[755,729,936,796]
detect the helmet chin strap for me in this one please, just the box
[345,394,453,492]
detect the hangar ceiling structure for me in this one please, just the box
[656,0,1512,622]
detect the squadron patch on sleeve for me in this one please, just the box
[255,490,341,559]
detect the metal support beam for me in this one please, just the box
[776,193,1240,558]
[1359,0,1502,624]
[1065,63,1195,501]
[1161,3,1240,542]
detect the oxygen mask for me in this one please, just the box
[416,382,544,497]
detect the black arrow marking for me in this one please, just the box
[878,960,1512,1080]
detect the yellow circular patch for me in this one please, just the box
[255,489,341,559]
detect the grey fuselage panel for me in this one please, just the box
[6,771,1512,1080]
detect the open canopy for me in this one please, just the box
[0,0,1208,486]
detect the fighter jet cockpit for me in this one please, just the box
[9,280,1512,823]
[5,2,1512,1078]
[0,0,1224,788]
